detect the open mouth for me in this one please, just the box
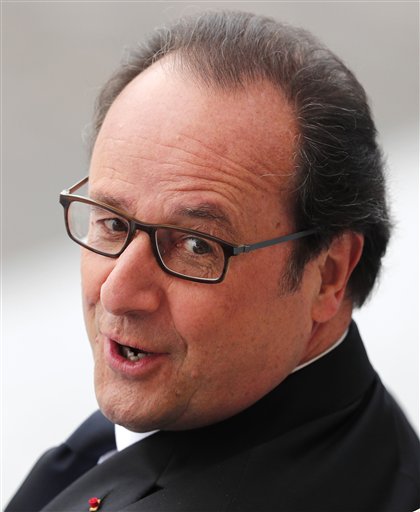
[118,343,152,362]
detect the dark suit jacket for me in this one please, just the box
[6,322,420,511]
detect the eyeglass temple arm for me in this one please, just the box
[61,176,89,195]
[233,228,317,255]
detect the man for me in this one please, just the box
[6,10,419,512]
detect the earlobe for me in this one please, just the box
[312,232,364,322]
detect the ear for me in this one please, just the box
[311,232,364,323]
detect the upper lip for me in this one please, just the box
[101,331,165,354]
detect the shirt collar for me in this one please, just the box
[115,425,158,452]
[292,328,349,373]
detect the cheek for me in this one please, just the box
[167,258,308,363]
[166,277,267,363]
[164,284,238,376]
[168,282,235,331]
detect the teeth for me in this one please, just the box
[120,345,150,362]
[128,353,148,362]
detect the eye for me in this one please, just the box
[102,218,128,232]
[182,237,213,255]
[156,228,224,279]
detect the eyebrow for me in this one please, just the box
[89,192,137,213]
[171,204,237,239]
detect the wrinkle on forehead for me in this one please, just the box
[93,129,293,197]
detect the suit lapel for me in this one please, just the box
[123,445,249,512]
[5,411,115,512]
[40,431,176,512]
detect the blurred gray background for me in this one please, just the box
[2,1,419,506]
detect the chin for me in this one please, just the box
[96,392,152,432]
[94,380,181,432]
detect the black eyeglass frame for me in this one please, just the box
[60,176,317,284]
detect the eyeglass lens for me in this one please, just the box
[67,201,225,280]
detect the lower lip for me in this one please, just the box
[104,338,167,378]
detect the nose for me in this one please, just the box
[100,233,164,316]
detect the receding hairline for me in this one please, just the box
[94,54,301,208]
[108,50,296,112]
[89,11,313,154]
[93,55,301,208]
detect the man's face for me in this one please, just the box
[83,63,321,431]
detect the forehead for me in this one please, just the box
[89,63,299,233]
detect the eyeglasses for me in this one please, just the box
[60,176,316,284]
